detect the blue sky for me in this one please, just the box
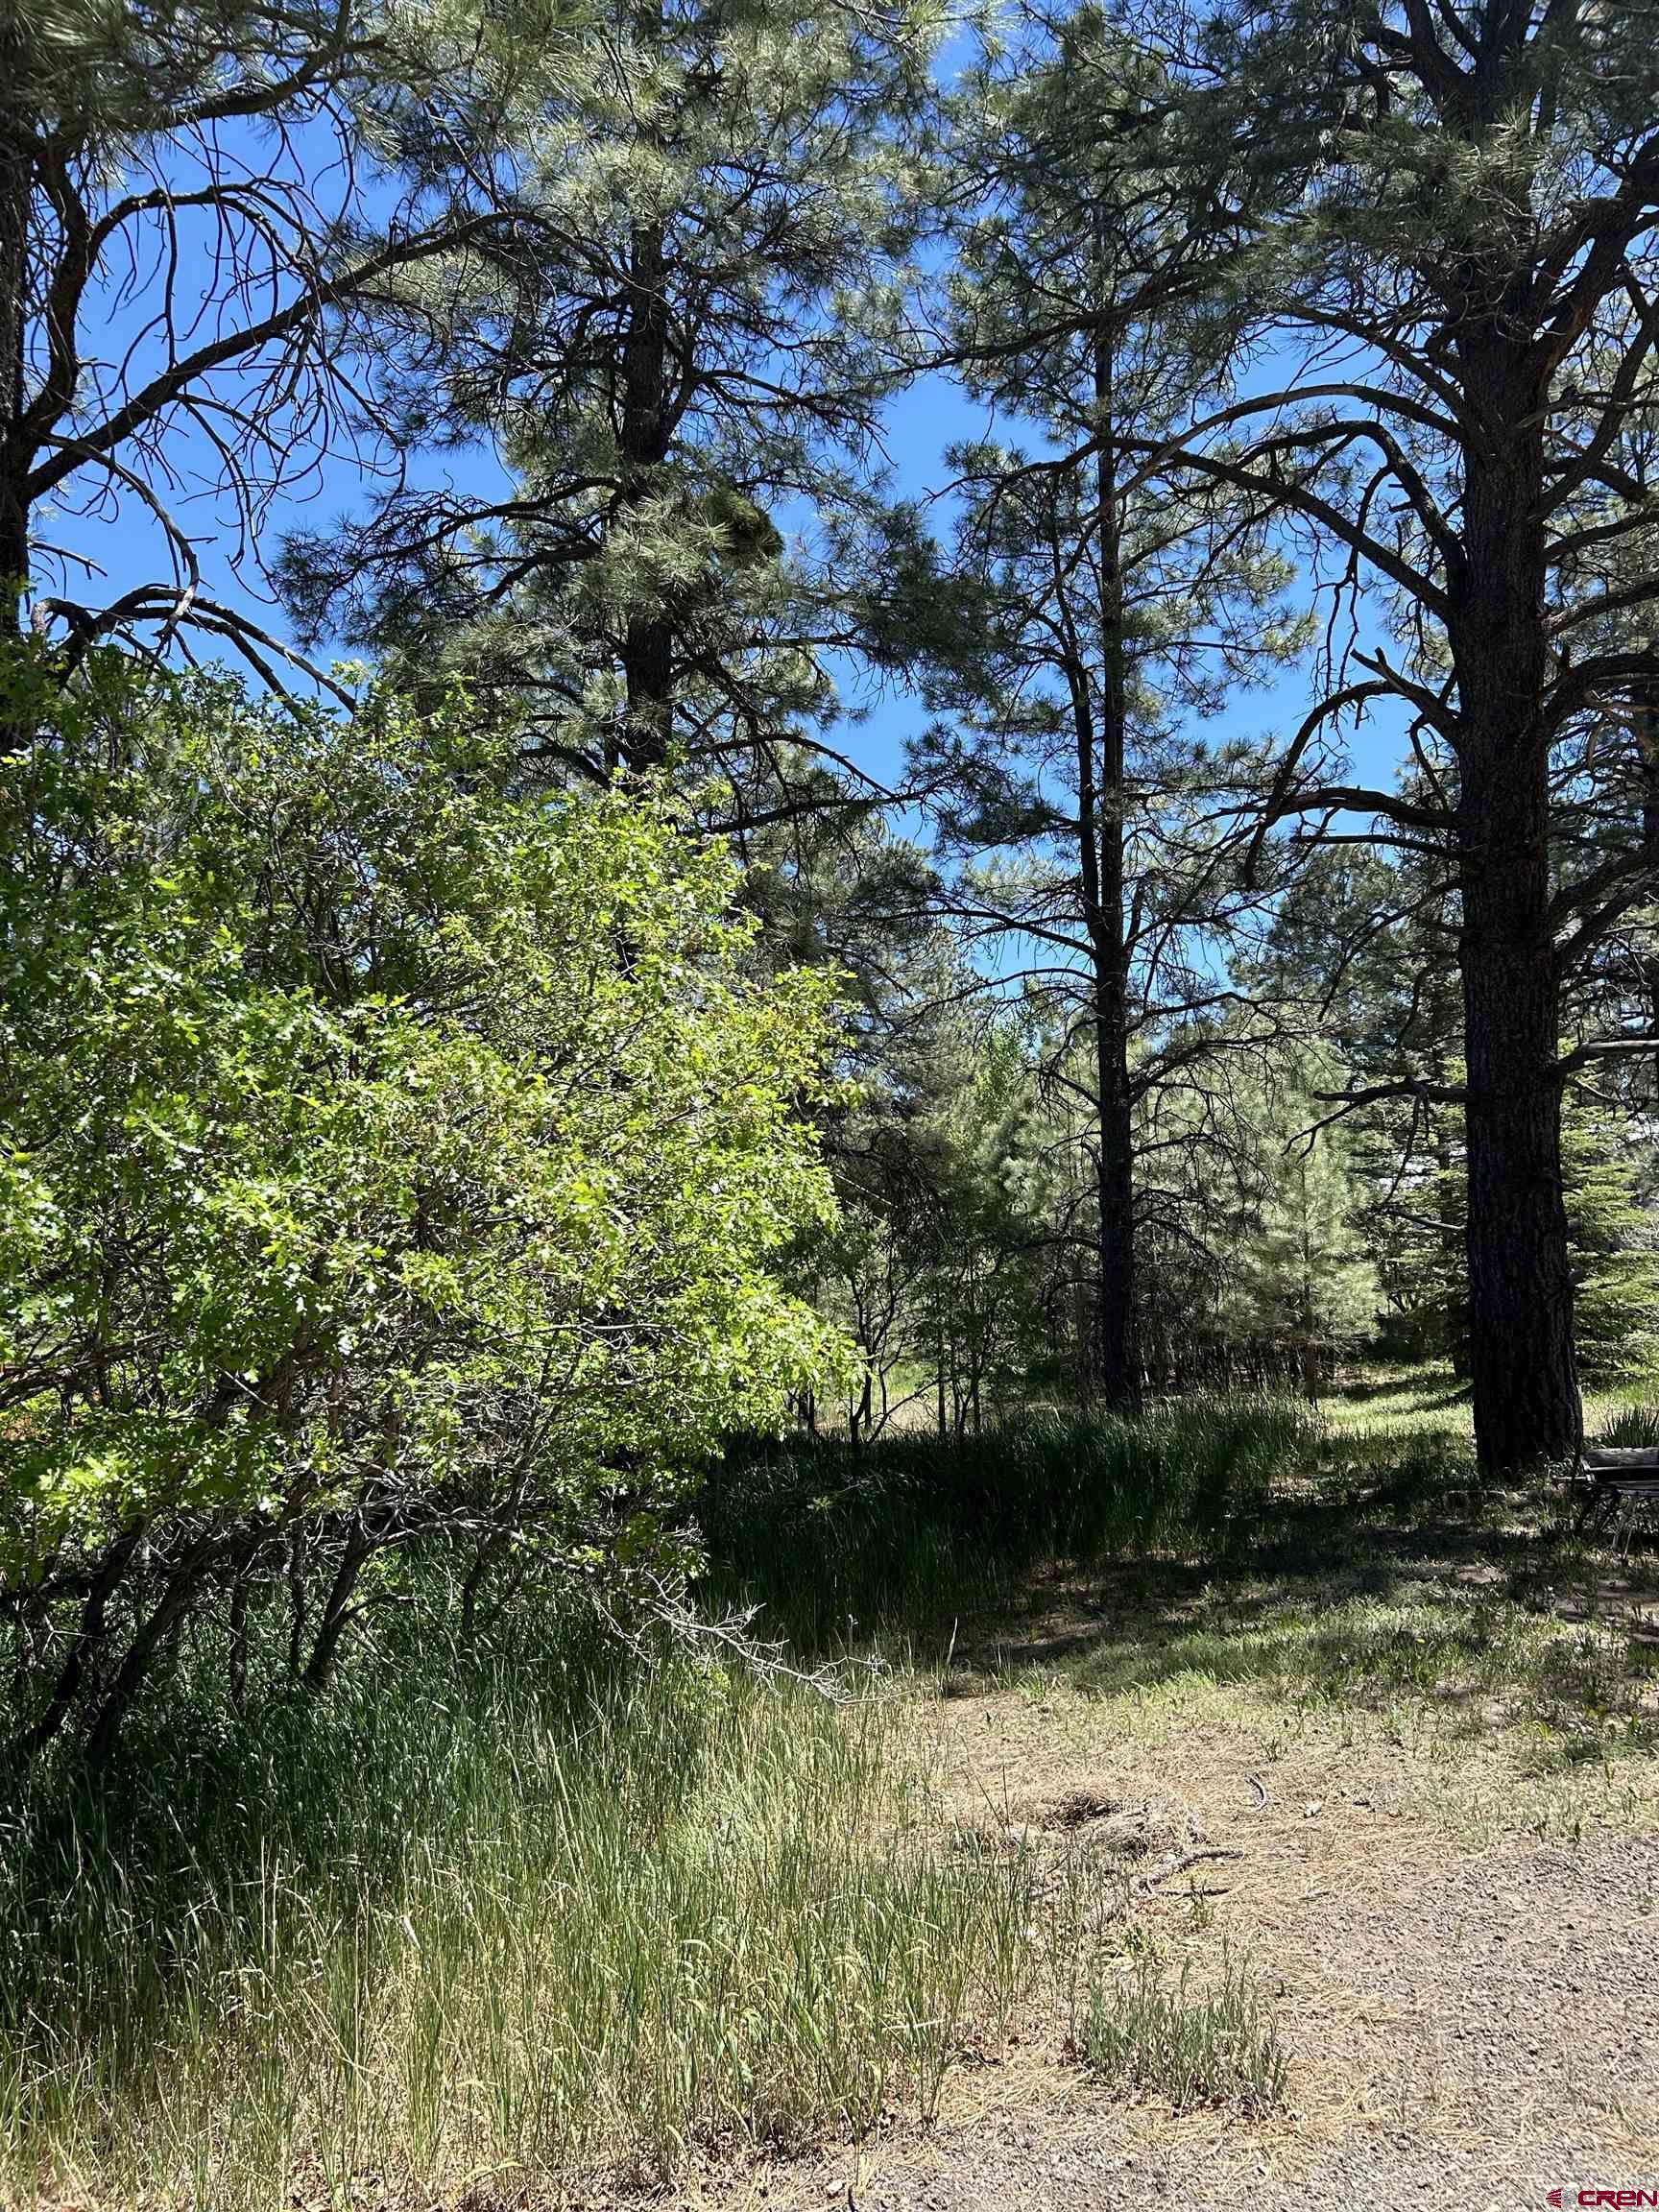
[835,364,1409,807]
[49,84,1411,827]
[32,0,1420,823]
[56,330,1410,822]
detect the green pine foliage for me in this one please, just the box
[1343,1094,1659,1387]
[282,0,944,790]
[1565,1107,1659,1386]
[1215,1069,1382,1388]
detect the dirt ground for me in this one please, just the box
[692,1692,1659,2212]
[906,1695,1657,2207]
[689,1512,1659,2212]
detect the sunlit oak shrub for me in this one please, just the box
[0,655,841,1760]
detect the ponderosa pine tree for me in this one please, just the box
[284,0,940,804]
[0,0,509,693]
[907,3,1300,1409]
[1113,0,1659,1468]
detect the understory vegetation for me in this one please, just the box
[0,1634,1114,2207]
[5,0,1659,2198]
[8,1383,1659,2206]
[704,1399,1316,1650]
[1,1401,1280,2209]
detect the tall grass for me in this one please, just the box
[1,1398,1331,2204]
[702,1398,1322,1651]
[0,1630,1113,2210]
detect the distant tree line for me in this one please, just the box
[3,0,1659,1754]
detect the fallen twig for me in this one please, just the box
[1138,1846,1245,1895]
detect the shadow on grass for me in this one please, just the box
[698,1400,1323,1660]
[1325,1367,1474,1412]
[959,1483,1655,1756]
[702,1407,1657,1758]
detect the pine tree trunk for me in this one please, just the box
[1452,339,1580,1472]
[1088,741,1140,1413]
[617,204,673,768]
[1458,786,1579,1468]
[1640,682,1659,1099]
[1080,324,1140,1412]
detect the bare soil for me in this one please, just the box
[886,1683,1659,2209]
[689,1548,1659,2212]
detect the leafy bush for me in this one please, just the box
[0,656,840,1762]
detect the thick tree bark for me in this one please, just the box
[1452,337,1581,1472]
[1080,329,1141,1413]
[1640,682,1659,1099]
[1080,693,1140,1414]
[616,211,674,769]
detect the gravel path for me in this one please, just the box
[825,1834,1659,2212]
[711,1649,1659,2212]
[684,1530,1659,2212]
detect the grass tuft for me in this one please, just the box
[1593,1403,1659,1449]
[1082,1950,1287,2112]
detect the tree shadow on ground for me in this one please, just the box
[952,1482,1657,1752]
[1325,1371,1475,1413]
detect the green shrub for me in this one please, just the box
[0,656,840,1760]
